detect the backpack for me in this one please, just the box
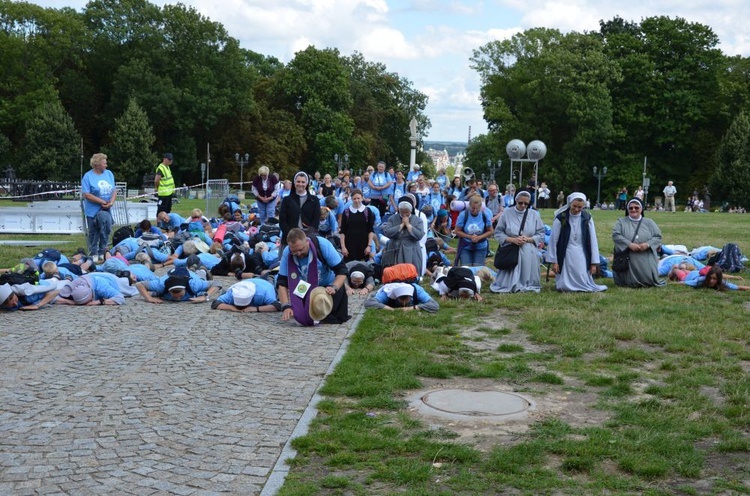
[708,243,745,273]
[442,266,477,292]
[35,248,61,263]
[112,225,135,246]
[259,223,281,242]
[0,269,39,286]
[171,231,192,251]
[137,233,164,248]
[382,263,419,284]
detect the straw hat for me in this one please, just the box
[308,287,333,322]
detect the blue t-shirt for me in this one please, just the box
[374,284,432,306]
[279,236,342,287]
[216,278,278,307]
[82,169,116,218]
[457,209,492,251]
[147,273,213,301]
[369,172,392,199]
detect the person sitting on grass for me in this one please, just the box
[364,282,439,312]
[211,279,281,313]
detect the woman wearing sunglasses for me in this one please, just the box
[612,198,665,288]
[490,191,545,293]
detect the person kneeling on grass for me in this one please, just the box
[364,282,439,313]
[212,278,281,313]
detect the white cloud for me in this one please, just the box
[355,27,418,59]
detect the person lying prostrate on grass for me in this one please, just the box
[657,255,705,277]
[669,265,749,291]
[363,282,439,313]
[135,219,167,240]
[430,266,484,301]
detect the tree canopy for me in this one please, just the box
[468,16,750,207]
[0,0,430,186]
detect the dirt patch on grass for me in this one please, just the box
[405,377,608,452]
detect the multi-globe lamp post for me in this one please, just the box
[334,153,349,173]
[505,139,547,208]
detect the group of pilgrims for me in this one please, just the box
[2,162,747,324]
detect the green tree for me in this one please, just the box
[273,46,354,174]
[712,109,750,209]
[19,99,81,180]
[600,16,729,192]
[343,52,431,170]
[471,28,620,193]
[102,97,157,187]
[0,1,86,144]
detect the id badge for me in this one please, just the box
[293,281,311,299]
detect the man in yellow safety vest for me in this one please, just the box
[155,152,175,213]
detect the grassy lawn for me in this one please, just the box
[278,210,750,496]
[1,202,749,494]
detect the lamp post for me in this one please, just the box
[234,152,249,192]
[486,159,501,183]
[506,140,546,208]
[593,166,607,207]
[334,153,349,174]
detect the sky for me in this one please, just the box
[27,0,750,142]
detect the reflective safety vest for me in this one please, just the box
[156,162,175,196]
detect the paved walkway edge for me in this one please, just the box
[260,304,367,495]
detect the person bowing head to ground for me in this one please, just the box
[364,282,439,312]
[212,278,283,312]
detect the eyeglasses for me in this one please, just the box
[516,202,529,206]
[628,207,641,211]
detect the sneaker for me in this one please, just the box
[195,268,207,281]
[92,254,100,263]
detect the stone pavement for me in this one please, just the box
[0,275,365,495]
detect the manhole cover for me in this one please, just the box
[421,389,531,417]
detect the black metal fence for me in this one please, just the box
[0,179,80,200]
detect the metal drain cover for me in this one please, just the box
[420,389,531,418]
